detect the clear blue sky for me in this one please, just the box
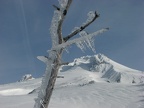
[0,0,144,84]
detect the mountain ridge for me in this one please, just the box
[60,53,144,84]
[0,53,144,108]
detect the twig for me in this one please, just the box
[52,5,60,11]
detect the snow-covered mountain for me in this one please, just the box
[61,53,144,84]
[0,54,144,108]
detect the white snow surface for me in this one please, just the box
[0,54,144,108]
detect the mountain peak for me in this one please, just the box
[62,53,144,84]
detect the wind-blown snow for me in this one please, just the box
[0,54,144,108]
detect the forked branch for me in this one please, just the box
[56,0,73,44]
[63,11,99,42]
[52,28,109,51]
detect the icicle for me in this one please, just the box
[85,37,96,52]
[52,28,108,51]
[77,31,96,53]
[64,47,70,53]
[76,31,87,52]
[79,31,88,37]
[76,41,85,52]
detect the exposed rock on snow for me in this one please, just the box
[19,74,34,82]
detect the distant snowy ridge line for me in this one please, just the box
[60,53,144,84]
[15,53,144,93]
[0,53,144,108]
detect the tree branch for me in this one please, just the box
[52,5,60,11]
[52,28,109,51]
[63,11,99,42]
[57,0,73,44]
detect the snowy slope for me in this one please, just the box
[0,54,144,108]
[61,53,144,84]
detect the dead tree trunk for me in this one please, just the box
[40,52,61,108]
[34,0,108,108]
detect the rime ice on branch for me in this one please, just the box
[58,0,68,8]
[52,28,109,52]
[34,0,108,108]
[50,10,61,47]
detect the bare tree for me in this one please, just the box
[34,0,108,108]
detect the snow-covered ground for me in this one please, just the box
[0,54,144,108]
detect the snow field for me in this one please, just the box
[0,54,144,108]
